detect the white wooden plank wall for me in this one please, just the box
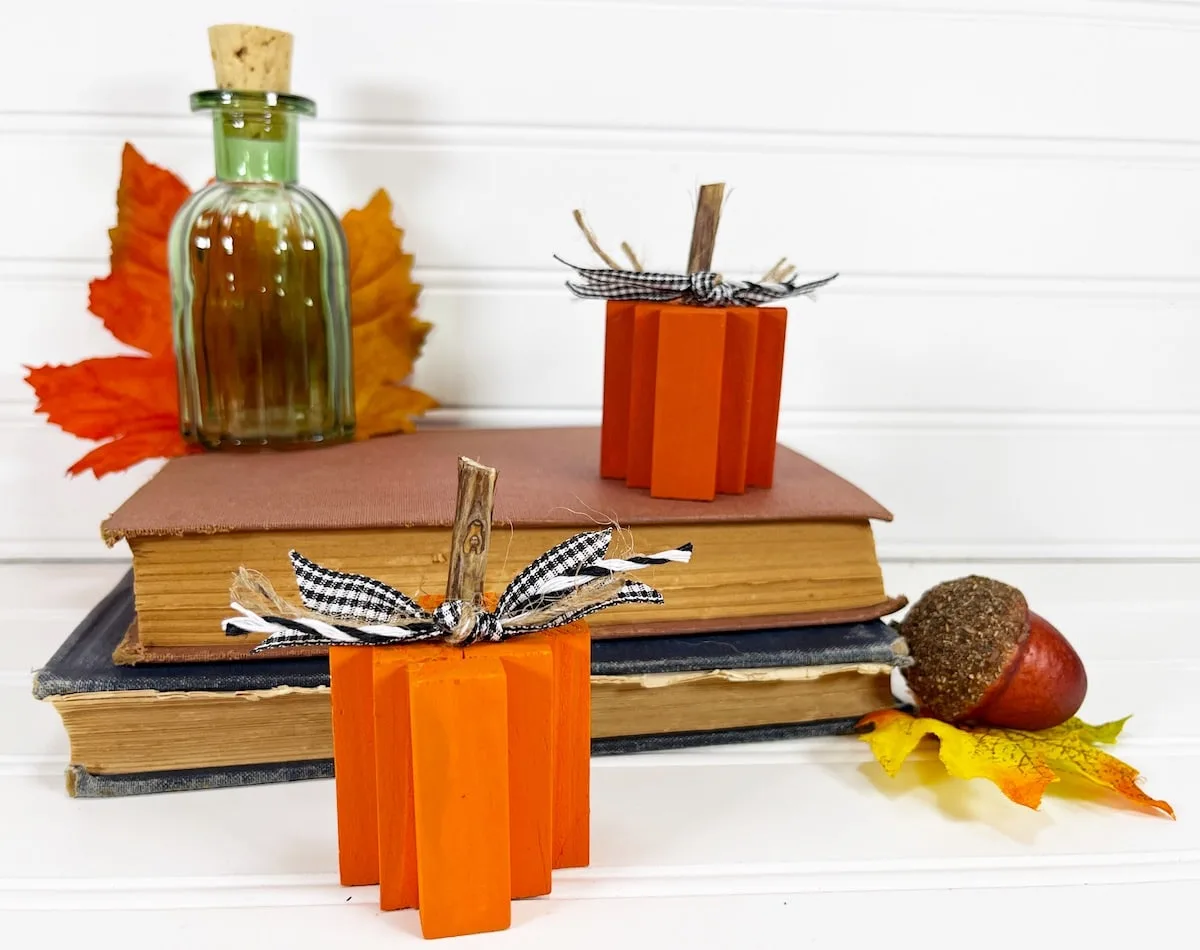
[3,6,1200,931]
[2,0,1198,592]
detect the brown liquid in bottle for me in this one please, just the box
[184,191,346,448]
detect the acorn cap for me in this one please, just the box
[208,24,293,92]
[900,575,1029,723]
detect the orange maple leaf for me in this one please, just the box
[25,144,436,477]
[857,708,1175,819]
[24,145,200,477]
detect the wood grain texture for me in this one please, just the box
[445,457,497,608]
[686,183,725,273]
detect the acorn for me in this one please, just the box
[899,575,1087,731]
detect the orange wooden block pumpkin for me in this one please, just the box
[337,618,590,940]
[467,635,557,898]
[568,180,835,502]
[599,303,789,501]
[222,489,691,941]
[329,647,381,887]
[372,643,451,911]
[410,655,513,938]
[600,301,636,480]
[650,306,726,502]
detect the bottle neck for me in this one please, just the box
[211,111,298,183]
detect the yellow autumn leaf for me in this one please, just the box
[857,708,1174,818]
[341,189,437,438]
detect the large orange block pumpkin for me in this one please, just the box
[328,595,590,940]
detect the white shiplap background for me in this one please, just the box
[3,0,1199,588]
[3,5,1200,937]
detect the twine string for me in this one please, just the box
[223,528,692,652]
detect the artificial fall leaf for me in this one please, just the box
[25,144,200,478]
[356,382,440,437]
[341,188,436,438]
[26,146,436,477]
[91,143,192,357]
[25,356,180,444]
[857,708,1174,819]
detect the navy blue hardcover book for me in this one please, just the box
[33,571,907,797]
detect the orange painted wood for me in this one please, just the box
[372,643,453,912]
[746,307,788,489]
[410,656,512,939]
[600,301,636,480]
[329,646,381,887]
[550,621,592,869]
[649,306,726,501]
[715,307,760,495]
[470,635,555,899]
[625,304,660,489]
[358,590,587,934]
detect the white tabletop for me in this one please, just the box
[2,563,1196,947]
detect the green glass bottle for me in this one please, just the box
[168,31,354,449]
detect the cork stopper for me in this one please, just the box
[900,575,1030,723]
[208,24,293,93]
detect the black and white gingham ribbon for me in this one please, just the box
[223,528,692,652]
[556,256,838,307]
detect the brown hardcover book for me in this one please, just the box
[101,426,904,662]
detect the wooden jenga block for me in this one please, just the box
[716,307,760,495]
[625,304,660,489]
[549,621,592,868]
[329,646,380,887]
[650,306,726,501]
[410,657,512,939]
[373,643,454,911]
[469,636,556,899]
[600,301,637,480]
[746,307,787,488]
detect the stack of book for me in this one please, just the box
[33,426,909,797]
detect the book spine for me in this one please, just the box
[589,635,906,677]
[590,716,873,755]
[65,760,334,798]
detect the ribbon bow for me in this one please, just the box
[223,528,693,652]
[556,256,838,307]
